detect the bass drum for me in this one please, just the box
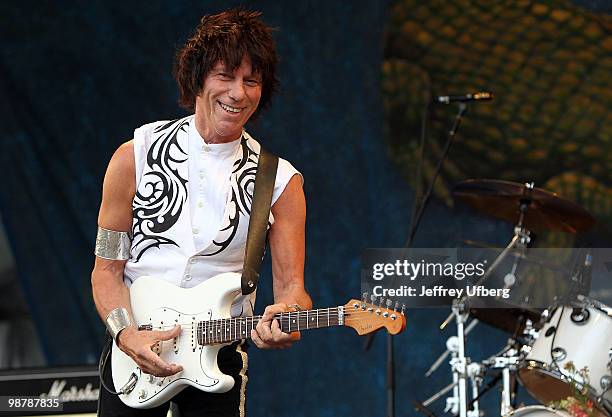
[508,406,569,417]
[518,303,612,417]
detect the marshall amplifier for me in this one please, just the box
[0,366,99,415]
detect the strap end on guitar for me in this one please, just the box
[241,268,259,295]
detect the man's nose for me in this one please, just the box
[228,80,246,101]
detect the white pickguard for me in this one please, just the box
[111,272,244,409]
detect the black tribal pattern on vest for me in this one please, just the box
[131,118,189,262]
[201,136,259,257]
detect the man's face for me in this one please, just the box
[194,56,262,143]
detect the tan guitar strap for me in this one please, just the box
[241,147,279,295]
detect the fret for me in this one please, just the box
[327,308,330,327]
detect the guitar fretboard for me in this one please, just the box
[196,307,344,345]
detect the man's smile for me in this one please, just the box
[218,101,244,114]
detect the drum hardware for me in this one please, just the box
[507,405,573,417]
[569,307,589,324]
[414,399,440,417]
[550,347,567,362]
[601,375,612,392]
[419,300,472,417]
[425,319,480,378]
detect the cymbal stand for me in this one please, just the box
[420,300,472,417]
[450,299,469,417]
[474,182,534,288]
[441,182,537,331]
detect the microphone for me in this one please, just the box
[436,91,494,104]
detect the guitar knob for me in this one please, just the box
[138,389,148,399]
[148,375,155,384]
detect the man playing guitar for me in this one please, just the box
[91,9,311,416]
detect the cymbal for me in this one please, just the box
[453,179,595,233]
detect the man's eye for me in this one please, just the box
[245,80,260,87]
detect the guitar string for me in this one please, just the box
[147,309,403,346]
[145,309,402,330]
[143,309,403,345]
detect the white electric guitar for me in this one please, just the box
[111,272,406,408]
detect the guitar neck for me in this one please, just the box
[196,307,344,345]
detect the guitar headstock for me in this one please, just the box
[343,293,406,336]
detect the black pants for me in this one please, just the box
[98,341,248,417]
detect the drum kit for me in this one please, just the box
[417,179,612,417]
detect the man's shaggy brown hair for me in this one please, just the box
[173,9,279,119]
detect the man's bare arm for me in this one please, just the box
[91,141,181,376]
[252,175,312,349]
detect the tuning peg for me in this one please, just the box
[394,301,399,312]
[370,294,376,304]
[401,304,406,315]
[386,299,392,309]
[362,292,368,303]
[378,296,385,308]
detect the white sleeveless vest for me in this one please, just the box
[123,115,301,316]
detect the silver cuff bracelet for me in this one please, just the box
[95,226,131,260]
[106,307,134,340]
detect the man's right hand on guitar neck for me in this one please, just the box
[116,325,184,377]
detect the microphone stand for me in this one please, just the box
[404,102,468,417]
[381,102,469,417]
[405,102,468,247]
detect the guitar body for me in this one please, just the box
[111,272,243,409]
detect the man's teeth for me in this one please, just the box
[219,102,242,113]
